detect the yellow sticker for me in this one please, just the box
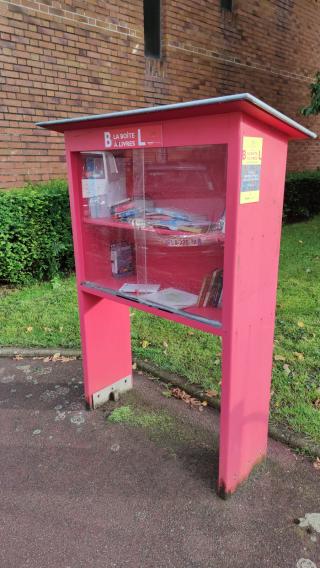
[240,137,263,204]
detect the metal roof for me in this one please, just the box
[36,93,317,139]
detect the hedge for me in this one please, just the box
[283,170,320,223]
[0,180,74,285]
[0,171,319,285]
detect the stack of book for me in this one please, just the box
[110,199,154,220]
[110,201,212,233]
[197,269,223,308]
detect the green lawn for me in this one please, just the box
[0,216,319,443]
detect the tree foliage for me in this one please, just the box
[301,72,320,116]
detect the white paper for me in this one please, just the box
[141,288,198,309]
[81,154,127,206]
[82,178,107,198]
[119,283,160,294]
[104,155,127,207]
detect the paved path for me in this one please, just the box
[0,357,319,568]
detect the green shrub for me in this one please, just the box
[283,170,320,223]
[0,180,74,284]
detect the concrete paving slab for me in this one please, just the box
[0,357,319,568]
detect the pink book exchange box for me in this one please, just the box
[37,94,316,497]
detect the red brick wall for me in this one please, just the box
[0,0,319,188]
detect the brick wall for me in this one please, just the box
[0,0,319,188]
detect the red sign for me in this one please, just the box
[104,124,163,150]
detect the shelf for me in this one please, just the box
[83,216,225,247]
[80,279,222,330]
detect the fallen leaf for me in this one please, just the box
[313,458,320,470]
[26,326,33,333]
[313,398,320,409]
[163,341,168,349]
[14,355,23,360]
[41,353,76,363]
[201,400,208,407]
[142,340,149,349]
[214,359,220,365]
[171,387,201,409]
[132,362,137,370]
[274,354,286,361]
[205,389,218,398]
[60,356,76,363]
[171,387,187,401]
[297,321,305,328]
[188,331,194,336]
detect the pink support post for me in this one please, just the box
[79,290,132,408]
[218,117,289,496]
[66,149,132,408]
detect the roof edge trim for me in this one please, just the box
[36,93,317,139]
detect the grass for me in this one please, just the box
[108,405,175,433]
[0,216,319,443]
[0,275,79,348]
[106,392,215,449]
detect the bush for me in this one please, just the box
[283,170,320,223]
[0,180,74,285]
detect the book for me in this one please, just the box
[110,198,131,214]
[211,269,223,307]
[198,269,223,308]
[110,242,134,277]
[197,274,211,307]
[203,269,219,307]
[175,224,210,233]
[111,199,154,217]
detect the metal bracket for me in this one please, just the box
[92,375,132,409]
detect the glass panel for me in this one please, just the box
[80,145,227,327]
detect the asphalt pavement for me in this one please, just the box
[0,356,319,568]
